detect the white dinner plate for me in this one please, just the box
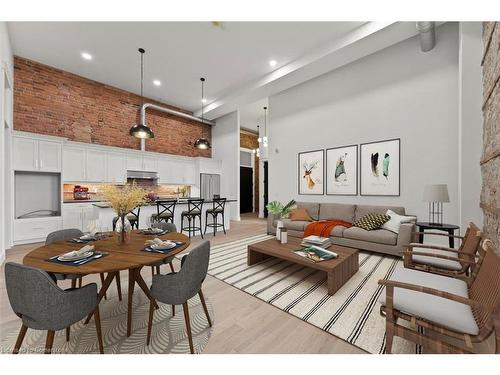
[151,242,176,250]
[57,251,94,262]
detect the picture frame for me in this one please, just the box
[360,138,400,196]
[326,144,358,196]
[298,149,324,195]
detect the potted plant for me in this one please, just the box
[266,200,296,239]
[101,183,146,244]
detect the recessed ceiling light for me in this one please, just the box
[201,98,207,104]
[153,79,161,86]
[269,59,277,67]
[81,52,93,61]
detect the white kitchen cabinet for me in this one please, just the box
[38,140,62,172]
[127,153,157,172]
[13,136,62,172]
[126,154,143,171]
[85,150,107,182]
[63,203,97,232]
[197,157,222,175]
[157,158,175,184]
[107,152,126,183]
[182,161,196,185]
[63,146,86,181]
[13,217,62,244]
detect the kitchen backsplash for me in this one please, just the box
[63,183,191,201]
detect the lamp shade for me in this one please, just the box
[423,184,450,203]
[129,124,154,139]
[194,138,211,149]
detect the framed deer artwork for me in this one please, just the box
[360,138,400,196]
[298,149,324,195]
[326,144,358,195]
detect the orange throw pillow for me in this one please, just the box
[289,208,314,222]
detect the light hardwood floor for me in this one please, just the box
[0,216,364,354]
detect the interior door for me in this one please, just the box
[240,166,253,213]
[263,161,268,218]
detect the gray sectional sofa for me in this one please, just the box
[267,202,416,257]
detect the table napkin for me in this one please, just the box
[61,244,95,258]
[145,238,172,247]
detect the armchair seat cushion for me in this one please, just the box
[343,227,397,245]
[410,246,462,271]
[379,267,478,335]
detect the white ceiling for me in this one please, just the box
[239,98,268,132]
[7,22,363,113]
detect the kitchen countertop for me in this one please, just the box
[92,199,237,209]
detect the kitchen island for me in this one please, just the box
[89,199,236,234]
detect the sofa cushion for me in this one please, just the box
[343,226,397,245]
[410,246,462,271]
[379,267,478,335]
[318,203,355,222]
[296,202,320,220]
[355,204,405,222]
[330,225,347,238]
[274,219,310,232]
[289,208,314,222]
[353,213,391,231]
[382,209,416,234]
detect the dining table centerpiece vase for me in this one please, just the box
[101,183,146,245]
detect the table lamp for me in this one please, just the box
[423,184,450,225]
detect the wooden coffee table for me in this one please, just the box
[247,237,359,295]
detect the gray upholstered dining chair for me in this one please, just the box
[150,222,178,276]
[46,228,122,301]
[146,240,212,354]
[5,262,104,354]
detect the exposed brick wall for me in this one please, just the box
[13,56,211,157]
[240,131,259,212]
[481,22,500,247]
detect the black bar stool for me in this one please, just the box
[204,197,227,236]
[112,206,141,231]
[181,198,204,239]
[151,200,177,224]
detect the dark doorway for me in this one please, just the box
[240,166,253,213]
[263,161,269,218]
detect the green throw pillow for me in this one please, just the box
[353,213,391,231]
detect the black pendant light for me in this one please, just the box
[129,48,154,139]
[194,77,211,149]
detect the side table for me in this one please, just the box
[416,222,460,248]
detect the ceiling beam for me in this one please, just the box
[201,22,430,121]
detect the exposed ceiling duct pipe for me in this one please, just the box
[139,103,215,151]
[416,22,436,52]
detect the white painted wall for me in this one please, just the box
[212,111,240,220]
[458,22,483,231]
[0,22,13,263]
[268,23,466,226]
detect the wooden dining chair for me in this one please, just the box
[147,240,212,354]
[379,239,500,353]
[5,262,104,354]
[45,229,122,302]
[403,222,483,280]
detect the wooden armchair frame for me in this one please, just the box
[380,239,500,354]
[404,222,482,279]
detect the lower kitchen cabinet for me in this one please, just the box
[62,204,98,232]
[13,217,62,244]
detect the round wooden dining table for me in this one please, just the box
[23,231,191,337]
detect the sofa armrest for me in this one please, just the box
[397,222,416,247]
[267,213,276,235]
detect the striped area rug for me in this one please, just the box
[201,233,420,354]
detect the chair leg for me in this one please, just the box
[94,305,104,354]
[146,299,155,346]
[385,321,395,354]
[222,213,226,234]
[182,302,195,354]
[204,214,208,235]
[156,266,160,274]
[199,215,204,239]
[213,214,217,237]
[78,277,83,288]
[100,273,107,300]
[115,272,122,302]
[169,262,175,273]
[188,217,192,238]
[13,324,28,354]
[198,289,212,327]
[71,279,77,289]
[172,305,175,316]
[45,330,55,354]
[66,326,70,342]
[151,266,155,277]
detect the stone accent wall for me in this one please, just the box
[240,131,260,212]
[481,22,500,247]
[13,56,211,157]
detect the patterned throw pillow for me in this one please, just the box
[353,213,391,231]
